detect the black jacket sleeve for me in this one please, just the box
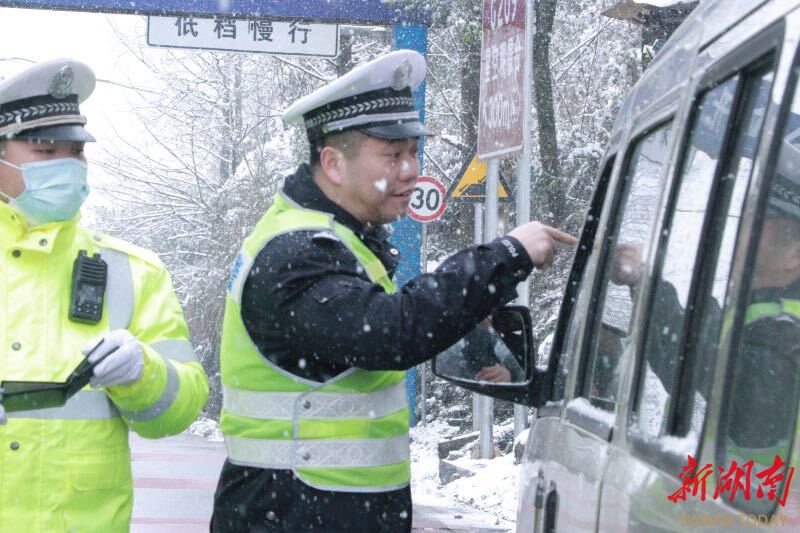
[241,231,533,376]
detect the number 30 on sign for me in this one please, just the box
[407,176,447,223]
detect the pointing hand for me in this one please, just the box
[508,221,577,268]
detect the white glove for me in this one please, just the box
[83,330,144,388]
[0,388,6,425]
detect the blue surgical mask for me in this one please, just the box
[0,158,89,227]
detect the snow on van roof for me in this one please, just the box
[646,0,776,71]
[608,0,775,140]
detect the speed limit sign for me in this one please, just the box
[407,176,447,223]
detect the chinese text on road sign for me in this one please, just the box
[477,0,527,160]
[408,176,447,223]
[148,16,339,57]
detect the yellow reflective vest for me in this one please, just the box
[220,191,410,493]
[724,298,800,467]
[0,203,209,532]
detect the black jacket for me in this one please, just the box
[647,277,800,450]
[724,280,800,450]
[212,164,533,532]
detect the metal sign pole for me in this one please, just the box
[419,222,428,427]
[513,0,535,437]
[472,204,484,433]
[478,159,500,459]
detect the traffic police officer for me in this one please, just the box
[0,59,209,531]
[211,50,576,531]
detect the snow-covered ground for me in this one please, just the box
[188,418,224,442]
[189,417,521,529]
[410,419,519,529]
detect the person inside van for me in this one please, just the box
[610,155,800,464]
[726,168,800,465]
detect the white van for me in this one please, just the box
[435,0,800,530]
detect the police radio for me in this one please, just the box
[69,250,107,324]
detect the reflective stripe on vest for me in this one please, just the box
[7,389,118,420]
[151,339,199,363]
[118,361,180,422]
[221,193,410,491]
[225,434,409,469]
[745,299,800,325]
[720,298,800,344]
[223,380,408,420]
[101,247,134,330]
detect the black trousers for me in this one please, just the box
[211,460,412,532]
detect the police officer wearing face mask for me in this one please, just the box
[0,59,209,531]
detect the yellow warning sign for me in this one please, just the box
[445,149,513,203]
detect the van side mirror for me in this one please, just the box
[433,305,539,405]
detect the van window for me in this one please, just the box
[579,122,672,413]
[678,68,775,440]
[630,76,738,440]
[552,157,615,402]
[717,77,800,516]
[626,64,775,466]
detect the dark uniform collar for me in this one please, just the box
[282,164,393,244]
[751,276,800,303]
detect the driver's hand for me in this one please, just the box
[475,364,512,383]
[610,242,643,287]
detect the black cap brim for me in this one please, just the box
[360,121,433,140]
[13,124,96,142]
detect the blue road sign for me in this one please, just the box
[0,0,429,24]
[390,22,428,428]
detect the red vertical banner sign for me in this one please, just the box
[477,0,527,160]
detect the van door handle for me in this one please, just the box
[544,481,558,533]
[534,468,546,533]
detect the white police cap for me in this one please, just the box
[0,58,96,142]
[282,50,432,141]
